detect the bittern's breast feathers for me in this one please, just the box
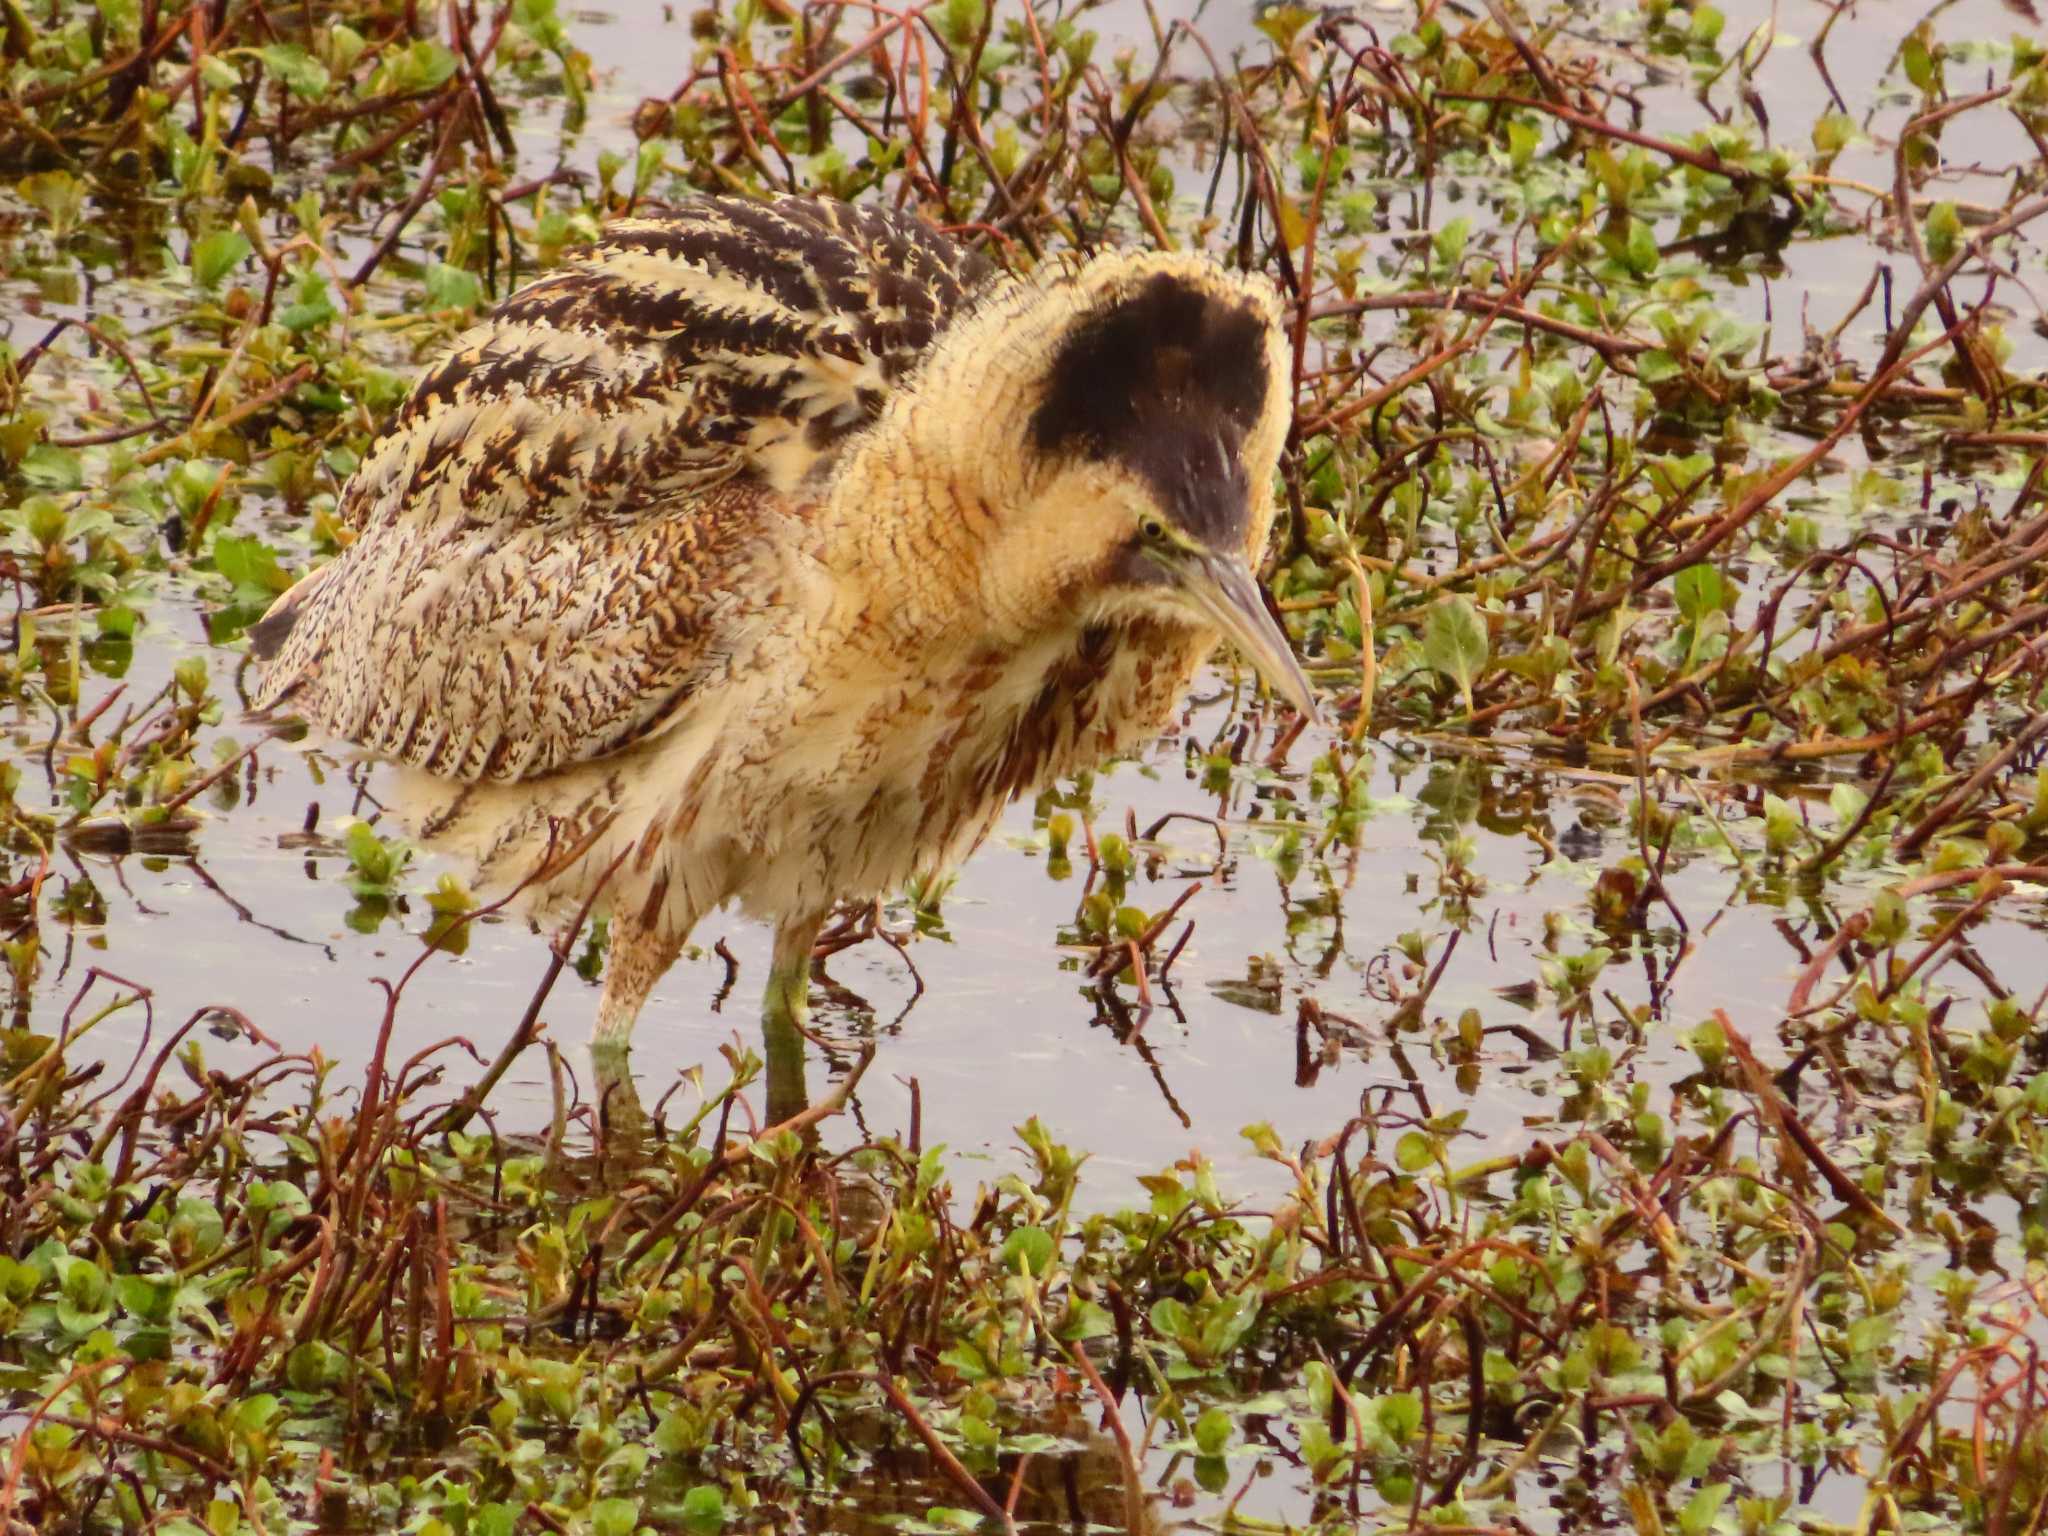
[250,197,1002,784]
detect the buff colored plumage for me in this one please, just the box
[252,194,1310,1118]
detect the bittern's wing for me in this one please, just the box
[250,197,996,783]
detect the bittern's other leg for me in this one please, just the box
[592,911,687,1047]
[590,912,685,1130]
[763,911,827,1125]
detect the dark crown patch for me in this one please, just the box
[1029,273,1271,547]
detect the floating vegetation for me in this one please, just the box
[4,0,2048,1530]
[8,959,2048,1536]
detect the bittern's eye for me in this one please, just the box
[1139,515,1168,544]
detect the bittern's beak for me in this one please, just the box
[1175,551,1318,719]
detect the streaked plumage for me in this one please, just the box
[252,194,1308,1117]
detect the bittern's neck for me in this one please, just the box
[820,290,1087,644]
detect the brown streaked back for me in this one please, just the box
[250,197,1000,784]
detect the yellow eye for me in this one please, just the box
[1140,515,1168,543]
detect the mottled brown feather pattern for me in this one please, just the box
[252,196,995,782]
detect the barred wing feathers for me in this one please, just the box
[251,197,997,783]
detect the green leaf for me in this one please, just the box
[1150,1296,1191,1341]
[1303,1358,1334,1416]
[324,21,367,67]
[1762,793,1801,853]
[1056,1297,1115,1342]
[1623,218,1659,275]
[1194,1407,1232,1456]
[257,44,330,97]
[1587,146,1631,205]
[0,1256,39,1303]
[95,0,139,36]
[651,1409,701,1456]
[1253,3,1315,49]
[1432,216,1471,272]
[1902,34,1933,90]
[678,1485,726,1534]
[277,272,338,333]
[168,459,227,518]
[115,1273,176,1323]
[20,443,83,491]
[590,1498,639,1536]
[423,261,484,313]
[1507,118,1540,168]
[1672,564,1724,625]
[999,1225,1054,1275]
[382,39,460,92]
[198,54,240,92]
[1924,201,1961,263]
[211,535,293,599]
[17,170,84,238]
[1197,1293,1256,1358]
[424,873,475,915]
[192,230,252,290]
[632,139,665,197]
[1376,1390,1423,1443]
[1636,349,1683,385]
[1423,596,1489,714]
[1679,1483,1732,1536]
[169,1198,224,1263]
[343,820,407,889]
[1394,1131,1435,1172]
[233,1394,282,1433]
[55,1255,108,1311]
[936,1342,989,1380]
[1812,110,1855,155]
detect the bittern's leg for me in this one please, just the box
[592,912,687,1046]
[763,911,827,1124]
[590,913,685,1132]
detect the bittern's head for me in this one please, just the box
[931,253,1311,714]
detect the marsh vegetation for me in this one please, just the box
[2,0,2048,1531]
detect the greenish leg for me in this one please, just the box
[763,913,825,1125]
[588,914,683,1148]
[589,1035,646,1144]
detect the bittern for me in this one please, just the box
[251,195,1313,1119]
